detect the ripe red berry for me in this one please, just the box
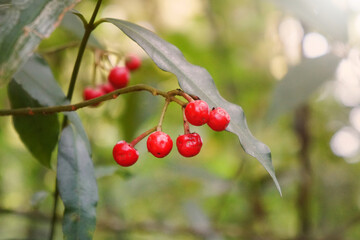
[83,87,105,106]
[207,107,231,131]
[100,82,115,94]
[108,66,130,89]
[147,131,173,158]
[176,133,203,157]
[185,100,210,126]
[113,141,139,167]
[125,54,142,71]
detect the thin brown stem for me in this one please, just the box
[48,182,59,240]
[294,105,312,240]
[177,90,194,102]
[0,84,186,116]
[182,106,190,134]
[156,99,170,131]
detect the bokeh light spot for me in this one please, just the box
[303,32,329,58]
[330,127,360,158]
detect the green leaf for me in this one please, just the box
[60,12,104,49]
[7,80,59,168]
[0,0,80,84]
[270,0,348,42]
[57,124,98,240]
[267,54,341,121]
[66,112,92,154]
[12,54,91,153]
[12,55,68,106]
[105,18,282,194]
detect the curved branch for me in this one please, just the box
[0,84,186,116]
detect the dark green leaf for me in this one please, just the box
[12,54,91,152]
[267,54,341,121]
[0,0,80,84]
[12,55,68,106]
[7,80,59,168]
[270,0,348,42]
[105,18,282,194]
[57,124,98,240]
[60,12,104,49]
[66,112,92,154]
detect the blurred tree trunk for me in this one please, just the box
[294,104,312,240]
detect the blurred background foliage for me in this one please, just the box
[1,0,360,239]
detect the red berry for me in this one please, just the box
[113,141,139,167]
[185,100,210,126]
[147,131,173,158]
[207,107,231,131]
[108,66,130,89]
[125,54,142,71]
[176,133,203,157]
[83,87,105,106]
[100,82,115,93]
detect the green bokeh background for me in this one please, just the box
[1,0,360,239]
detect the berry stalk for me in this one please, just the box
[129,126,157,147]
[156,99,170,131]
[178,90,194,103]
[182,106,191,135]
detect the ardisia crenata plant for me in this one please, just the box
[0,0,281,239]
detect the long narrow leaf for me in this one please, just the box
[8,80,59,168]
[105,18,281,194]
[11,55,91,152]
[57,124,98,239]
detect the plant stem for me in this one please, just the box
[177,90,194,102]
[50,2,103,240]
[182,106,190,134]
[156,99,170,131]
[66,0,103,100]
[0,84,186,116]
[294,105,312,240]
[129,126,157,147]
[48,182,59,240]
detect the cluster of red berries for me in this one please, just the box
[83,55,142,106]
[112,99,231,167]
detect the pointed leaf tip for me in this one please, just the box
[105,18,282,194]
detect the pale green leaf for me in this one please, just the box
[267,54,341,121]
[0,0,81,84]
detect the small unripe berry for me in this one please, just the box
[147,131,173,158]
[108,66,130,89]
[100,82,115,94]
[125,55,142,71]
[207,107,231,131]
[113,141,139,167]
[176,133,203,157]
[83,87,105,106]
[185,100,210,126]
